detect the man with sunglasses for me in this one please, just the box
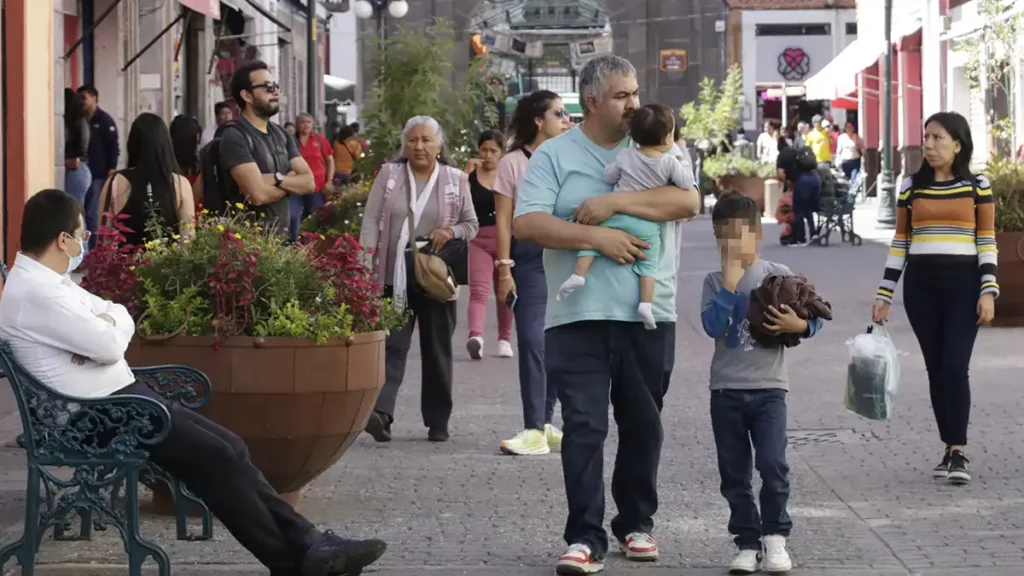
[218,61,316,235]
[0,189,388,576]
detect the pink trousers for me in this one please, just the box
[468,225,514,341]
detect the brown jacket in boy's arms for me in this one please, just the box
[747,273,833,348]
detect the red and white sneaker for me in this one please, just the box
[556,543,604,575]
[618,532,659,561]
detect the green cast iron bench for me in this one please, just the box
[0,339,215,576]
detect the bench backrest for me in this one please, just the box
[0,340,169,465]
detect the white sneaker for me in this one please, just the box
[762,535,792,573]
[466,336,484,360]
[556,543,604,574]
[729,548,763,574]
[499,429,550,455]
[497,339,514,358]
[618,532,658,561]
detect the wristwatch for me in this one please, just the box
[274,172,286,188]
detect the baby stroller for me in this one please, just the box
[814,167,862,247]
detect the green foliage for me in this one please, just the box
[955,0,1022,148]
[252,299,355,344]
[678,64,744,144]
[985,157,1024,232]
[137,281,212,337]
[358,20,506,173]
[300,180,372,238]
[702,153,777,181]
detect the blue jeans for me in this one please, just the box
[510,239,553,430]
[710,388,792,550]
[288,192,326,242]
[840,158,861,182]
[85,177,106,249]
[64,162,93,208]
[792,171,820,243]
[547,319,674,558]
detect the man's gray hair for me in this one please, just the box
[296,112,312,121]
[400,115,445,156]
[578,55,636,113]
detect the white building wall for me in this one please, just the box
[740,9,857,131]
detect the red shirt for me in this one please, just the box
[298,132,331,191]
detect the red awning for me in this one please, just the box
[178,0,220,20]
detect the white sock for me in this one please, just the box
[557,274,586,301]
[638,302,656,330]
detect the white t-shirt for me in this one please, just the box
[837,133,862,162]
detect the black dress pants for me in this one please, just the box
[374,285,457,431]
[117,382,314,573]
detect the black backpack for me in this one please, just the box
[795,146,818,172]
[199,121,249,215]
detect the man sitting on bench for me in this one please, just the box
[0,189,386,576]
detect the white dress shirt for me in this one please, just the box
[0,253,135,398]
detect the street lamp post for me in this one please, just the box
[876,0,896,227]
[353,0,409,51]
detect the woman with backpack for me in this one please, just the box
[98,113,196,246]
[871,111,997,486]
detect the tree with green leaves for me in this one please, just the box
[678,64,744,145]
[956,0,1022,155]
[358,21,506,173]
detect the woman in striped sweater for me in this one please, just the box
[871,111,997,486]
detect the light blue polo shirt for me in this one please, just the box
[514,126,680,330]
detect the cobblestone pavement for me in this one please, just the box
[4,216,1024,576]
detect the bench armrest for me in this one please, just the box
[132,365,212,410]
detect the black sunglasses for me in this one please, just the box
[251,81,281,94]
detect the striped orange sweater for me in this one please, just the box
[876,175,998,303]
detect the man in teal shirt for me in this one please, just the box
[514,55,700,574]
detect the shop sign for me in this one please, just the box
[659,49,688,73]
[777,47,811,81]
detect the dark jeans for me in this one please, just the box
[792,171,820,243]
[85,177,106,249]
[710,388,791,550]
[288,192,326,243]
[376,285,457,431]
[511,239,555,430]
[547,320,674,558]
[840,158,861,182]
[116,381,314,573]
[904,261,981,446]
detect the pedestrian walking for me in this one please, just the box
[872,111,998,486]
[465,129,515,361]
[359,115,479,443]
[78,84,120,249]
[513,55,700,574]
[63,89,92,210]
[492,89,570,456]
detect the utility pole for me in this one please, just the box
[307,0,317,117]
[876,0,896,227]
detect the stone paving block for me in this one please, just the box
[3,218,1024,574]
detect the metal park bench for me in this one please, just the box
[0,340,215,576]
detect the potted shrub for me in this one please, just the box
[81,208,406,505]
[300,180,372,254]
[702,153,777,213]
[986,157,1024,326]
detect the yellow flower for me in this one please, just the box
[172,234,181,240]
[129,266,136,271]
[201,209,209,214]
[234,233,242,239]
[217,224,225,232]
[235,202,245,210]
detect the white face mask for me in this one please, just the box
[63,235,85,275]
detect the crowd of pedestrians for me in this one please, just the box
[20,47,998,576]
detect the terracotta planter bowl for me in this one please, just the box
[127,332,386,505]
[993,232,1024,327]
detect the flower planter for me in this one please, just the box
[993,232,1024,327]
[127,331,386,507]
[719,175,767,214]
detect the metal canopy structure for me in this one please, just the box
[470,0,608,32]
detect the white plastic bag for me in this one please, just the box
[844,325,901,421]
